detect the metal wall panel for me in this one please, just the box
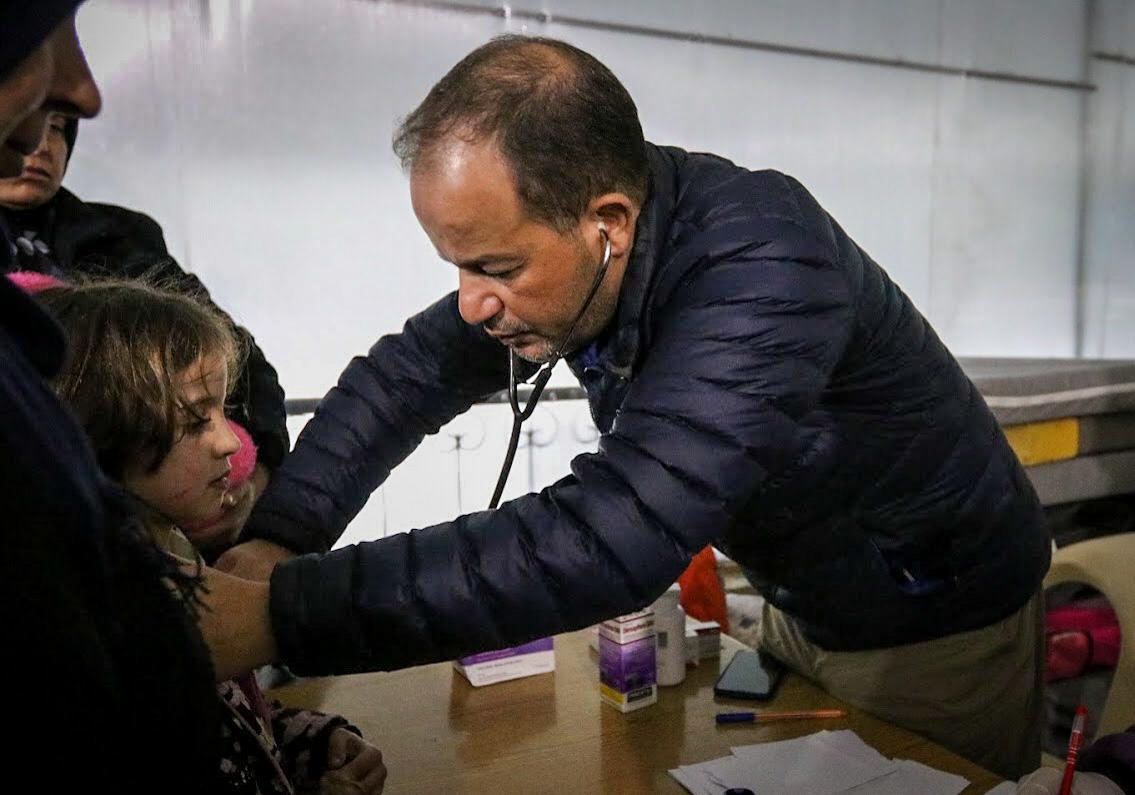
[1080,0,1135,356]
[927,79,1082,355]
[454,0,1085,80]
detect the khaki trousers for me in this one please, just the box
[757,591,1044,780]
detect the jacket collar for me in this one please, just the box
[0,186,99,265]
[569,142,676,380]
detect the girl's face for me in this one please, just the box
[124,354,240,530]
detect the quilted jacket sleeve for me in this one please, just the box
[244,292,514,553]
[268,225,856,675]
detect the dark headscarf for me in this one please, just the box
[0,1,86,79]
[63,115,79,162]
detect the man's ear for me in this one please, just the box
[587,192,637,259]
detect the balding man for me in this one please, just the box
[213,35,1049,779]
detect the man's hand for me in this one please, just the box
[193,565,278,681]
[184,463,271,550]
[320,729,387,794]
[214,538,296,582]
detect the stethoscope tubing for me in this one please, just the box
[488,228,612,509]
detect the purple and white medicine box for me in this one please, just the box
[454,637,555,687]
[598,609,657,712]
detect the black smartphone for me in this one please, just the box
[713,649,784,700]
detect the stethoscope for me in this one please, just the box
[487,226,613,509]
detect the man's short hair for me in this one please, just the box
[393,35,649,231]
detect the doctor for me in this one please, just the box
[208,34,1049,780]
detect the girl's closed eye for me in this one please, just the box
[180,393,225,437]
[184,412,211,435]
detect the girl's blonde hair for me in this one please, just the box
[37,278,245,479]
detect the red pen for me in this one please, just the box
[1058,705,1088,795]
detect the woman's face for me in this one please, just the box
[123,354,241,531]
[0,113,68,209]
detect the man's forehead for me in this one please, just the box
[410,141,527,257]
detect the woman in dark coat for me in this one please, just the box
[0,114,290,538]
[0,3,221,792]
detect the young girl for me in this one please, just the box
[30,277,387,795]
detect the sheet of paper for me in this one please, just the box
[668,729,973,795]
[732,729,891,766]
[718,731,897,794]
[669,760,728,795]
[807,729,892,765]
[843,759,969,795]
[983,783,1016,795]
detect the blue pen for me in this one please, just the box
[715,709,846,724]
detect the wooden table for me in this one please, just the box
[270,630,1004,794]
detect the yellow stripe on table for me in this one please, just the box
[1003,417,1079,466]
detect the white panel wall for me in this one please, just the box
[66,0,1132,545]
[927,79,1082,353]
[459,0,1087,80]
[1081,0,1135,357]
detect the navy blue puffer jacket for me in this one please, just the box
[255,144,1050,675]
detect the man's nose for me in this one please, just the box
[47,16,102,120]
[458,270,504,326]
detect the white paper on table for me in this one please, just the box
[843,759,969,794]
[714,731,898,794]
[669,759,729,795]
[807,729,893,765]
[983,783,1017,795]
[667,767,707,795]
[662,758,726,790]
[731,730,892,767]
[672,729,974,795]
